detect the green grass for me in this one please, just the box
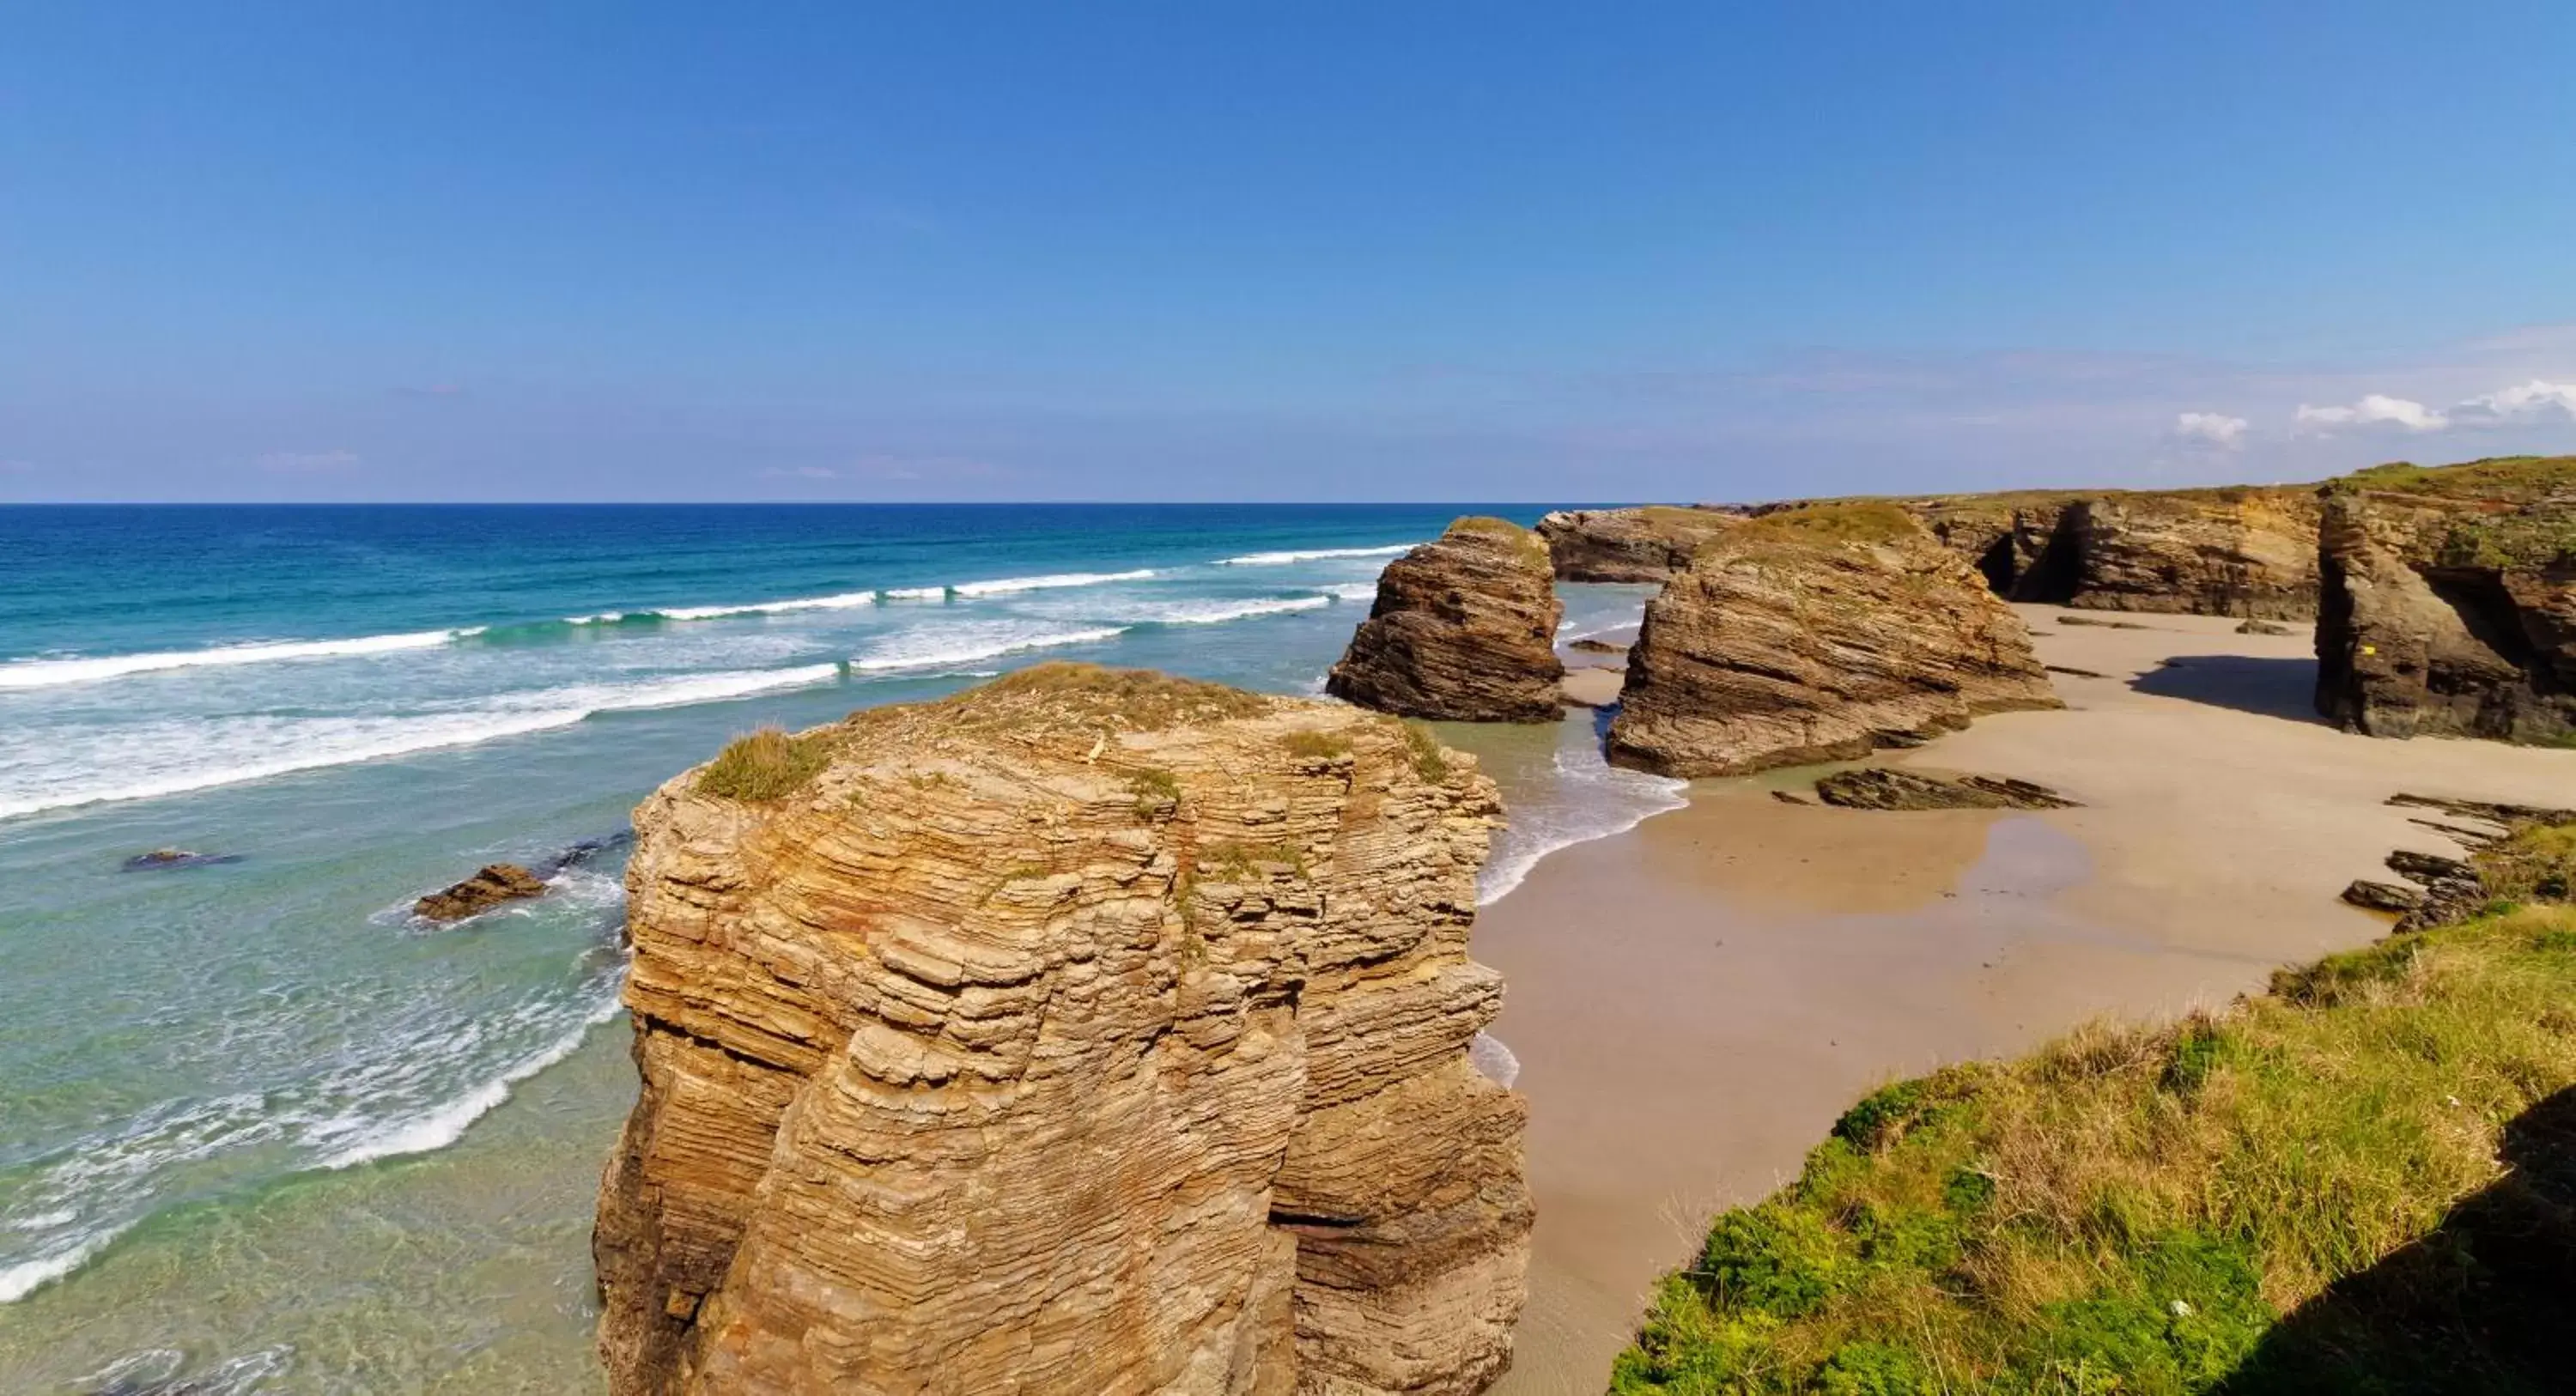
[1740,501,1924,546]
[1612,823,2576,1395]
[696,725,837,801]
[1398,719,1452,782]
[1447,513,1554,568]
[2334,455,2576,501]
[1280,728,1354,760]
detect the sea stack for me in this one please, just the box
[594,665,1532,1396]
[1325,516,1565,723]
[1606,503,2061,776]
[1532,506,1740,584]
[2316,457,2576,744]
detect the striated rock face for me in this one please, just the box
[2057,490,2320,619]
[1811,768,2078,811]
[1532,507,1740,584]
[1326,518,1564,723]
[1606,505,2062,777]
[2315,458,2576,744]
[1902,497,2081,601]
[594,665,1530,1396]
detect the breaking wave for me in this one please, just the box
[1216,544,1416,566]
[0,628,485,692]
[850,623,1128,672]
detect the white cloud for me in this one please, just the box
[257,449,361,472]
[2294,394,2449,432]
[2173,411,2248,448]
[758,465,841,480]
[2454,379,2576,424]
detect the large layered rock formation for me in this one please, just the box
[1326,517,1564,723]
[1531,507,1741,584]
[2315,458,2576,744]
[1607,504,2062,777]
[595,665,1531,1396]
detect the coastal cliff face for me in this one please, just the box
[1606,505,2061,777]
[1892,489,2319,618]
[1532,507,1740,584]
[1326,518,1564,723]
[594,665,1531,1396]
[2316,458,2576,744]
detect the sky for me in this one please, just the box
[4,3,2574,503]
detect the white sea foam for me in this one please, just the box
[1477,741,1686,906]
[654,590,883,621]
[0,628,483,691]
[1320,583,1381,601]
[1216,544,1416,566]
[0,664,841,820]
[563,610,628,624]
[312,997,622,1170]
[878,586,949,601]
[0,1224,129,1304]
[851,624,1128,672]
[949,569,1156,598]
[1142,596,1333,625]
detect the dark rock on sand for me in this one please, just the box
[2386,848,2476,885]
[1813,768,2080,811]
[2388,792,2576,830]
[2316,457,2576,744]
[2057,615,2150,630]
[2237,618,2295,636]
[120,848,246,871]
[2341,879,2427,913]
[415,863,547,923]
[1606,503,2060,777]
[1769,790,1813,806]
[1327,516,1564,722]
[2045,665,2110,679]
[1568,637,1625,654]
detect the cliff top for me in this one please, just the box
[2332,453,2576,501]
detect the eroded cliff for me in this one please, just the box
[1532,507,1741,584]
[1606,503,2061,776]
[2316,457,2576,744]
[1327,517,1564,723]
[595,665,1531,1396]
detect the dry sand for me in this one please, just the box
[1479,604,2576,1393]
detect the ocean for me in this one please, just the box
[0,504,1679,1393]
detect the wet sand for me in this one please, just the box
[1479,605,2576,1393]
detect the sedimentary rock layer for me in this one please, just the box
[2315,458,2576,744]
[1532,507,1741,584]
[595,665,1530,1396]
[1606,504,2061,777]
[1326,517,1564,723]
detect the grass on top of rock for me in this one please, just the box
[2433,510,2576,570]
[1444,513,1553,569]
[697,725,838,801]
[1612,822,2576,1396]
[1735,501,1924,548]
[2336,454,2576,501]
[931,662,1273,735]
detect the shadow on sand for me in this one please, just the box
[2219,1085,2576,1394]
[2128,655,2324,725]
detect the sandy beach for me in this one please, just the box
[1481,604,2576,1393]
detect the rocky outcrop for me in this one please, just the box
[2344,791,2576,929]
[594,664,1530,1396]
[2058,490,2321,619]
[1812,768,2078,811]
[1532,507,1741,584]
[1326,517,1564,723]
[1605,504,2062,777]
[414,862,544,921]
[2315,458,2576,744]
[1903,496,2081,600]
[120,847,244,871]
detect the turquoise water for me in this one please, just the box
[0,505,1674,1392]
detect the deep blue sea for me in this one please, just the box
[0,504,1677,1393]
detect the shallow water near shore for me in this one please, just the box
[0,504,1664,1391]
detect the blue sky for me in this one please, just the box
[5,3,2573,502]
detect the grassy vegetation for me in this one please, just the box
[1738,501,1925,547]
[1281,728,1354,760]
[952,662,1271,734]
[2336,455,2576,501]
[1448,513,1554,568]
[696,725,838,801]
[1397,719,1451,782]
[1613,823,2576,1395]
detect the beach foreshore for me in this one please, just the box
[1473,604,2576,1393]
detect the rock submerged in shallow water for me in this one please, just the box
[1605,504,2061,777]
[1326,516,1564,722]
[1813,768,2079,811]
[413,863,545,922]
[120,848,245,871]
[596,664,1530,1396]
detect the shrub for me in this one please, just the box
[696,725,835,801]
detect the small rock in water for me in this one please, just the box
[2235,618,2294,636]
[414,863,547,923]
[120,848,245,871]
[1815,768,2080,811]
